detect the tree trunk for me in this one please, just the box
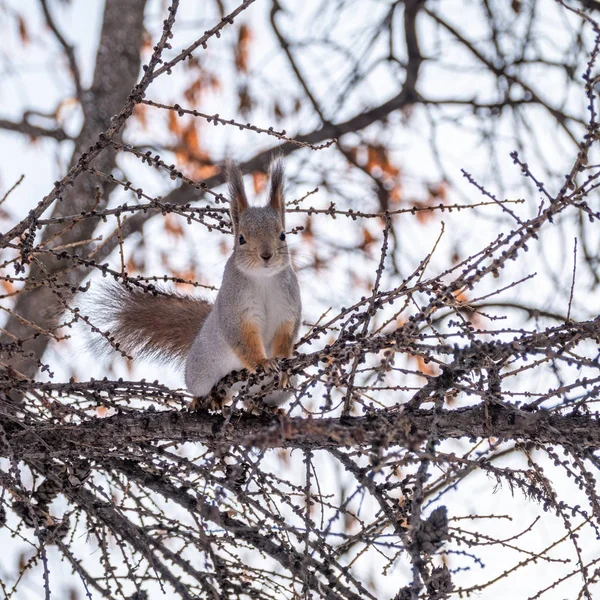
[2,0,147,379]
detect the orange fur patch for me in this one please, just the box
[272,321,295,358]
[234,319,267,370]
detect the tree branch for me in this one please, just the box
[0,118,71,141]
[39,0,84,100]
[4,403,599,459]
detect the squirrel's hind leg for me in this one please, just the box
[185,324,244,407]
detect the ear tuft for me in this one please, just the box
[225,160,248,230]
[269,158,285,223]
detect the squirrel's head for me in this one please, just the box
[227,159,290,276]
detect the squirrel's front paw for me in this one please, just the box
[257,357,280,375]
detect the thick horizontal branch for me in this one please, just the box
[4,403,599,459]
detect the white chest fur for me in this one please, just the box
[244,274,293,345]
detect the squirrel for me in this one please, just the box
[95,159,302,407]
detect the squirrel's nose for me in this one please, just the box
[261,252,273,262]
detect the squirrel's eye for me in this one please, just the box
[279,232,286,241]
[239,235,246,245]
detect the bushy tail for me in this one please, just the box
[93,284,211,365]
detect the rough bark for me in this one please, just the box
[4,403,598,459]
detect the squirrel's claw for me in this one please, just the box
[189,396,205,411]
[258,357,280,375]
[207,390,227,411]
[279,370,290,388]
[190,388,229,412]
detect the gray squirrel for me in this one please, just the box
[96,159,302,406]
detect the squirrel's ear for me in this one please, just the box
[226,160,248,230]
[269,158,285,225]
